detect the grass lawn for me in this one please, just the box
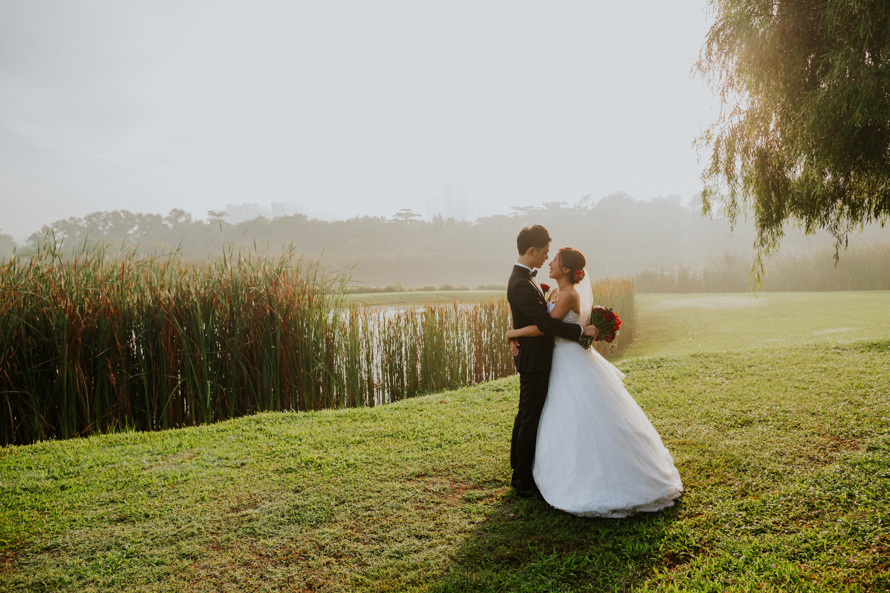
[2,293,889,591]
[622,291,890,359]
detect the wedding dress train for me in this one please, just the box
[533,309,683,518]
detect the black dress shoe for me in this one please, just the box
[516,488,544,500]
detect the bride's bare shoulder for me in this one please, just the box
[560,284,581,313]
[552,284,580,312]
[561,284,579,302]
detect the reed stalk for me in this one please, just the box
[589,276,637,356]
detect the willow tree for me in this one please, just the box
[696,0,890,275]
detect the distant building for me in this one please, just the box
[427,181,479,221]
[225,203,267,223]
[270,201,304,218]
[225,201,306,223]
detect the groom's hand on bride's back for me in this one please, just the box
[583,325,598,339]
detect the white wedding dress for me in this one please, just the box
[533,306,683,518]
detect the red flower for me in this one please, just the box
[587,306,622,348]
[539,283,550,293]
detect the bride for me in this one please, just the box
[506,247,683,518]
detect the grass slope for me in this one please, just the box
[2,292,889,591]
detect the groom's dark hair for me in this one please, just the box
[516,225,551,255]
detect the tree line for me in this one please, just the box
[4,193,888,289]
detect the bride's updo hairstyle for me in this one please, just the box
[558,247,586,284]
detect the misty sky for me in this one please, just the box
[1,1,717,240]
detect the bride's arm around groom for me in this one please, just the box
[507,282,578,340]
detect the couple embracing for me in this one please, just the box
[506,225,682,518]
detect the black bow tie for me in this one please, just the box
[530,269,537,277]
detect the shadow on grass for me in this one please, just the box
[427,489,684,592]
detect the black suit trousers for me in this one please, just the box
[506,265,579,493]
[510,366,552,492]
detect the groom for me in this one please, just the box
[507,225,597,498]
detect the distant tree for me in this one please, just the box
[696,0,890,274]
[0,232,16,260]
[164,209,193,228]
[508,205,539,218]
[207,210,229,224]
[390,209,422,223]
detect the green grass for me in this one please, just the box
[2,294,889,591]
[622,291,890,359]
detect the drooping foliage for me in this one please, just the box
[696,0,890,273]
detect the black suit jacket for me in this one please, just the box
[507,265,583,374]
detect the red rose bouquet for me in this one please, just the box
[591,305,621,343]
[580,305,621,349]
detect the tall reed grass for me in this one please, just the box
[0,241,518,445]
[589,276,637,356]
[341,301,515,407]
[0,241,333,444]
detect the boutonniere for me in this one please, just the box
[539,283,551,300]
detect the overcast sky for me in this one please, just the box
[1,1,717,240]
